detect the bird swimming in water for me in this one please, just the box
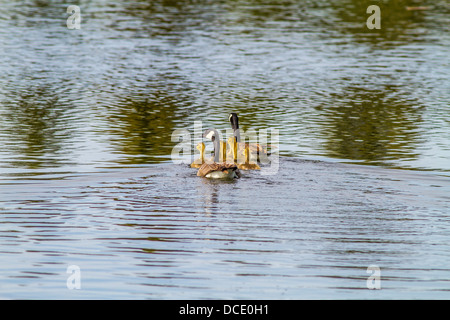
[197,129,241,179]
[190,142,205,168]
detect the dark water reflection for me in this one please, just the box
[0,0,449,299]
[0,0,449,174]
[317,85,424,166]
[333,0,435,45]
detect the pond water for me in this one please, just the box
[0,0,449,299]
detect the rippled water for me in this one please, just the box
[0,0,449,299]
[2,159,450,299]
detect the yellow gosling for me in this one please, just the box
[227,136,238,163]
[190,142,205,168]
[238,147,260,170]
[220,141,227,163]
[197,129,241,179]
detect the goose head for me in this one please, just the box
[229,113,239,129]
[203,128,218,141]
[228,113,241,143]
[203,129,221,162]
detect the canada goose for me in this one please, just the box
[229,112,241,143]
[228,113,268,158]
[190,142,205,168]
[227,136,260,170]
[197,129,241,179]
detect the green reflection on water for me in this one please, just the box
[332,0,435,47]
[0,0,448,174]
[0,85,75,170]
[316,85,424,166]
[107,98,176,164]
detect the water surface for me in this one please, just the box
[0,0,449,299]
[1,159,450,299]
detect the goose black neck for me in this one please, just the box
[230,114,241,143]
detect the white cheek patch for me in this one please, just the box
[205,130,215,140]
